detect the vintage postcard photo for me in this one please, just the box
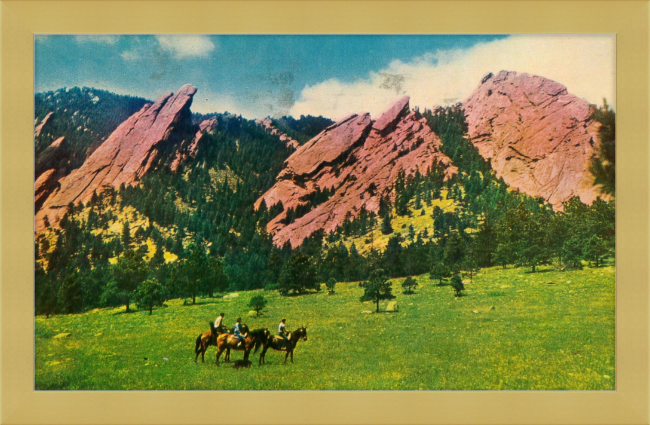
[33,34,615,390]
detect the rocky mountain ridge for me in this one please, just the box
[35,84,200,232]
[256,96,457,248]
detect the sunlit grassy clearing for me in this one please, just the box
[35,262,614,390]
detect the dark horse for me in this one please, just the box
[259,326,308,365]
[215,326,269,366]
[194,322,236,363]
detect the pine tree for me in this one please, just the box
[402,276,418,294]
[278,253,317,295]
[381,212,393,235]
[248,295,268,317]
[326,278,337,295]
[102,248,146,312]
[135,278,167,315]
[430,262,450,285]
[121,220,131,249]
[360,269,395,313]
[450,273,465,297]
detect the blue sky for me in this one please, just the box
[35,35,615,120]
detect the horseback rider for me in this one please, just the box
[278,318,289,348]
[214,312,225,334]
[233,317,246,348]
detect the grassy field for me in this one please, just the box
[35,262,615,390]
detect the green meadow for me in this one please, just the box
[35,263,615,390]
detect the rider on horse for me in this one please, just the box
[214,312,225,334]
[234,318,246,348]
[278,318,289,348]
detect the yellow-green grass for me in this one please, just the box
[35,263,615,390]
[339,190,457,254]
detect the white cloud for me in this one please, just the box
[155,35,216,59]
[120,49,140,61]
[290,35,616,121]
[74,35,119,45]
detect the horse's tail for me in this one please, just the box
[209,321,216,341]
[195,334,202,354]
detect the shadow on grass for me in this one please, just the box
[180,298,224,307]
[283,291,322,298]
[524,269,554,274]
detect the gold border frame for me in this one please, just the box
[2,1,648,424]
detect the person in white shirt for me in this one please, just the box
[278,318,289,348]
[214,313,225,334]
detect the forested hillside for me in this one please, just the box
[34,93,615,318]
[35,87,149,175]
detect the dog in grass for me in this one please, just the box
[233,359,252,369]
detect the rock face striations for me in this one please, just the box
[35,84,198,232]
[256,96,457,248]
[464,71,604,209]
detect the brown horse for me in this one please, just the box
[259,327,308,365]
[194,322,230,363]
[215,327,268,366]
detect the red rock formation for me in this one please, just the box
[464,71,605,209]
[35,84,198,232]
[256,118,300,150]
[34,112,53,138]
[34,169,59,212]
[35,136,67,179]
[170,116,218,171]
[257,96,456,248]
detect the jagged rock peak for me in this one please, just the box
[373,96,410,133]
[34,112,54,137]
[35,84,198,232]
[464,70,605,209]
[257,96,457,248]
[279,113,373,178]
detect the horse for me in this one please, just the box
[194,321,230,363]
[215,326,269,366]
[259,326,308,365]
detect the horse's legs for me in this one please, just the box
[225,348,230,363]
[290,350,294,364]
[284,350,289,364]
[216,348,223,366]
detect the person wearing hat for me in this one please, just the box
[233,317,246,348]
[278,318,289,348]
